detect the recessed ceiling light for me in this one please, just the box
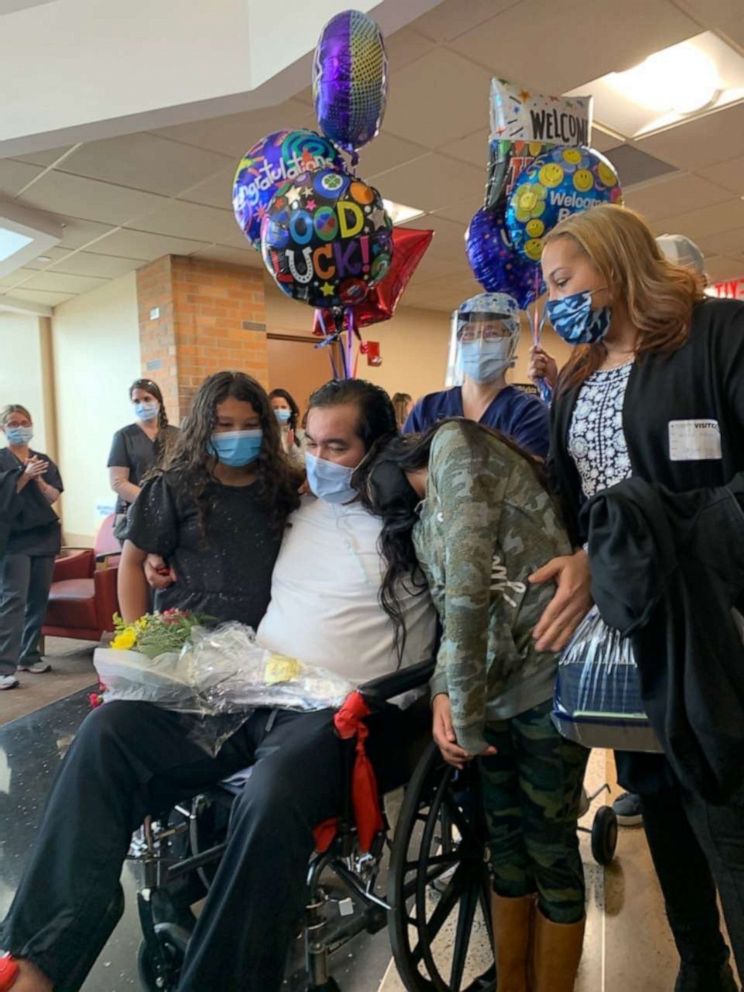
[383,199,425,225]
[36,255,52,263]
[568,33,744,139]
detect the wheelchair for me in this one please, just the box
[129,658,616,992]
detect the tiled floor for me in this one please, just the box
[0,639,738,991]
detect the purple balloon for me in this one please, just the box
[312,10,388,154]
[465,207,544,311]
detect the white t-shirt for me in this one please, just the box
[257,495,437,686]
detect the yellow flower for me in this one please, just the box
[112,627,137,651]
[513,183,547,223]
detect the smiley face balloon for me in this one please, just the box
[506,145,623,262]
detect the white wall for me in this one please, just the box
[0,313,47,452]
[52,271,141,543]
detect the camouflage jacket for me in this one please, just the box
[415,421,571,755]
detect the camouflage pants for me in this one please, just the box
[479,699,589,924]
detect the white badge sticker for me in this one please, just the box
[668,419,722,461]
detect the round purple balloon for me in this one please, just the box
[312,10,388,154]
[465,207,544,311]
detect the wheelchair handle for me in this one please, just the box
[357,657,436,703]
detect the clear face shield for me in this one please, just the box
[445,306,520,386]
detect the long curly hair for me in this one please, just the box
[353,418,546,657]
[160,371,301,535]
[544,205,703,393]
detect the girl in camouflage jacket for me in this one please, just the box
[356,418,588,992]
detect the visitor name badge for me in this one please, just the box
[668,419,722,461]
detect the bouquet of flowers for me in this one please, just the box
[93,611,353,716]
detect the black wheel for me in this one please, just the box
[388,741,496,992]
[138,939,176,992]
[591,805,618,866]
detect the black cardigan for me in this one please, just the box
[550,298,744,798]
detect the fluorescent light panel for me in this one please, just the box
[383,199,425,225]
[0,228,32,262]
[568,33,744,139]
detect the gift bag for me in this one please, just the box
[552,606,662,752]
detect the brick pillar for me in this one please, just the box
[137,255,269,421]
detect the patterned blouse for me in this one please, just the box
[568,362,634,500]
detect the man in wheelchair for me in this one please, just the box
[0,380,437,992]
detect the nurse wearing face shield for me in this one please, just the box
[403,292,550,459]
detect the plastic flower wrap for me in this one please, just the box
[94,616,353,715]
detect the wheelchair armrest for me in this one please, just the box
[358,657,436,703]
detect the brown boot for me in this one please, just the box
[532,909,585,992]
[491,893,534,992]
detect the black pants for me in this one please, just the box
[0,553,55,675]
[0,698,420,991]
[618,751,744,978]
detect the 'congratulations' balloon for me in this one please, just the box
[466,207,544,310]
[506,146,623,262]
[261,168,393,309]
[232,129,345,249]
[313,9,388,154]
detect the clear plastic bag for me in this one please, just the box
[94,622,353,716]
[552,606,663,752]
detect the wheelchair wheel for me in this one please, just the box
[138,938,179,992]
[388,742,495,992]
[591,805,618,866]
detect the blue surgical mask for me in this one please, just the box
[545,289,612,345]
[305,452,357,504]
[208,429,263,467]
[274,408,292,425]
[134,401,159,422]
[5,426,33,446]
[460,337,514,383]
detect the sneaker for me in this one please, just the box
[612,791,643,826]
[0,675,19,690]
[17,661,51,674]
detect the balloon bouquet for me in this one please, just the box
[232,10,433,378]
[466,78,624,400]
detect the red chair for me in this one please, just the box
[42,515,120,643]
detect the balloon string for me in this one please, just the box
[314,308,338,378]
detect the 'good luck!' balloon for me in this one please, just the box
[232,129,345,250]
[261,168,393,309]
[506,146,623,262]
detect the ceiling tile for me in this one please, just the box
[12,146,77,168]
[412,0,521,43]
[637,104,744,171]
[22,270,109,294]
[37,250,142,279]
[675,0,742,28]
[698,155,744,195]
[695,227,744,257]
[0,268,36,288]
[432,199,483,225]
[591,127,625,153]
[622,173,733,222]
[152,100,317,158]
[704,254,744,281]
[189,244,264,268]
[604,144,676,186]
[384,26,436,71]
[437,128,490,170]
[177,165,235,210]
[55,216,119,250]
[381,49,493,148]
[131,200,247,247]
[449,0,698,93]
[90,228,213,261]
[409,251,474,285]
[18,171,168,226]
[0,158,45,197]
[402,213,467,263]
[23,247,74,270]
[1,288,75,306]
[54,133,232,196]
[649,197,744,241]
[377,153,485,215]
[357,132,429,182]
